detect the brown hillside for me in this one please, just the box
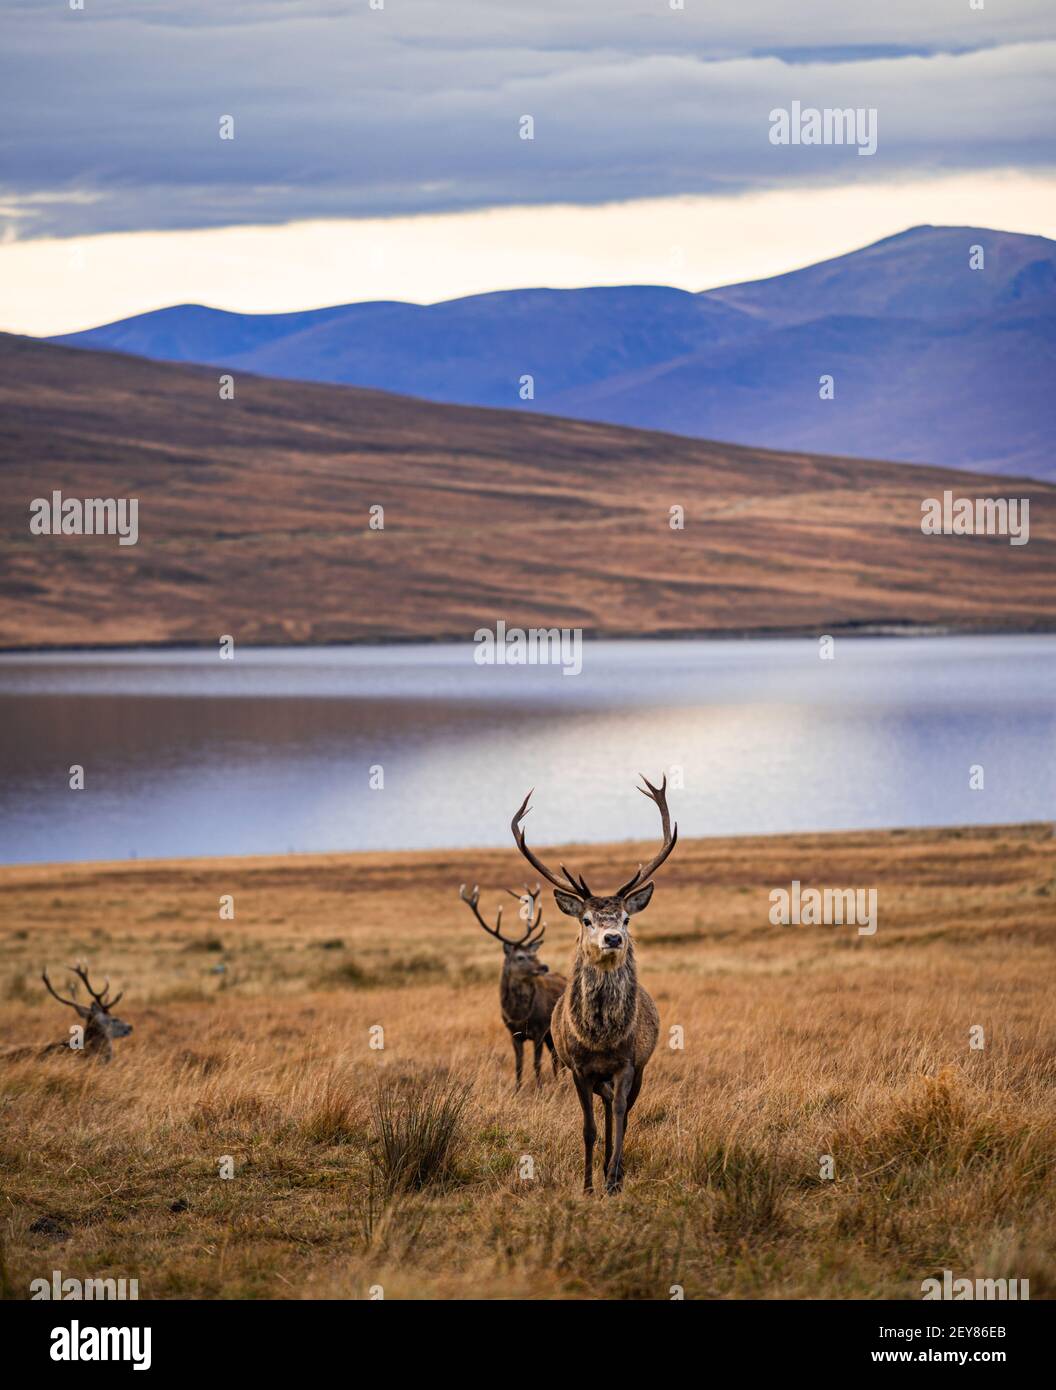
[0,333,1053,648]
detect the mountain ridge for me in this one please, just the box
[47,224,1056,481]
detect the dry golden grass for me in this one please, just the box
[1,822,1053,1300]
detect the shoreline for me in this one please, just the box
[3,622,1056,658]
[1,819,1050,881]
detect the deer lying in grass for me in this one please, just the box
[37,964,133,1062]
[511,775,677,1194]
[459,882,566,1091]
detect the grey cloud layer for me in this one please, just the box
[2,0,1054,238]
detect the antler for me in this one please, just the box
[613,774,679,897]
[460,883,545,946]
[41,967,83,1011]
[69,962,121,1010]
[511,791,591,899]
[506,883,542,931]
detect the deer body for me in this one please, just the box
[552,936,658,1081]
[511,776,676,1194]
[460,883,566,1090]
[500,953,565,1090]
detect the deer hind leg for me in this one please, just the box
[512,1036,525,1092]
[605,1063,636,1194]
[625,1066,644,1115]
[533,1038,544,1089]
[602,1091,613,1175]
[574,1074,597,1194]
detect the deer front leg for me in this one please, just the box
[512,1035,525,1092]
[574,1074,596,1194]
[533,1038,544,1089]
[545,1033,558,1077]
[605,1062,636,1195]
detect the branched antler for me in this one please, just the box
[460,883,545,946]
[42,963,122,1013]
[41,967,83,1012]
[510,791,591,900]
[613,774,678,897]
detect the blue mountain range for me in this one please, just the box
[51,225,1056,481]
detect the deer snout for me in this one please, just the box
[603,933,623,949]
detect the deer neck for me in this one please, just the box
[83,1020,111,1060]
[568,942,638,1049]
[500,967,537,1026]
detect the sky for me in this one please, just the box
[2,0,1055,334]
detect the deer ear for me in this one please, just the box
[553,891,585,918]
[623,882,654,915]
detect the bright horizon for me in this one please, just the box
[5,169,1056,338]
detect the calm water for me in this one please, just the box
[0,637,1052,865]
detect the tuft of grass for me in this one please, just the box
[328,957,370,987]
[299,1076,364,1147]
[370,1070,471,1194]
[694,1141,791,1244]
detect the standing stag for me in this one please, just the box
[39,964,133,1061]
[511,775,677,1194]
[459,882,566,1091]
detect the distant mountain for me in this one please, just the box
[4,332,1054,651]
[51,225,1056,481]
[704,225,1056,323]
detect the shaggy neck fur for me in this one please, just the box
[569,940,638,1049]
[500,971,538,1028]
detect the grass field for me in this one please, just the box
[1,821,1053,1300]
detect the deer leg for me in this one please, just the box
[512,1036,524,1092]
[625,1066,643,1115]
[605,1062,636,1194]
[574,1074,596,1194]
[533,1038,543,1089]
[545,1033,558,1077]
[602,1092,613,1175]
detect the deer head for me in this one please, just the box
[459,882,551,980]
[42,964,133,1059]
[511,774,677,970]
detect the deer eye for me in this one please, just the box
[582,915,592,926]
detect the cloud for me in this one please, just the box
[1,0,1054,238]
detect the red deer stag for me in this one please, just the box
[39,964,133,1061]
[511,775,677,1193]
[459,882,566,1091]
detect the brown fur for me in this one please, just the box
[459,884,566,1090]
[34,966,133,1063]
[500,958,566,1090]
[549,900,659,1193]
[511,775,677,1193]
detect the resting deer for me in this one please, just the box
[459,882,566,1091]
[38,964,133,1061]
[511,775,677,1194]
